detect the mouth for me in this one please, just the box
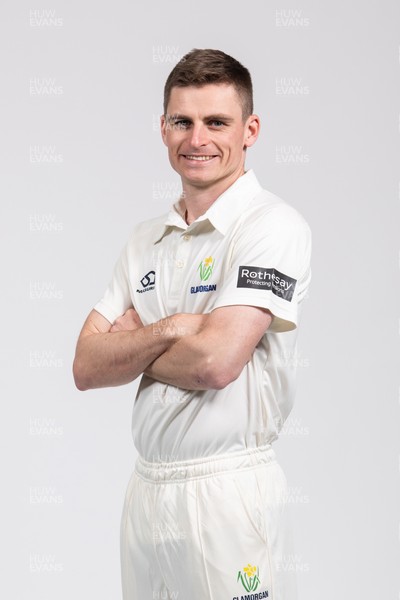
[181,154,218,162]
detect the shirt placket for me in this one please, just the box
[168,230,192,303]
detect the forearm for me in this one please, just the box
[145,336,206,390]
[73,324,175,391]
[145,306,271,391]
[145,332,238,391]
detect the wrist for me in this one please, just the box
[152,315,182,345]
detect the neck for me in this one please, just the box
[180,166,246,225]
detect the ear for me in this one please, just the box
[243,114,260,149]
[160,114,168,146]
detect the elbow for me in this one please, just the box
[200,356,240,390]
[72,358,90,391]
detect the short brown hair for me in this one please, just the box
[163,48,253,120]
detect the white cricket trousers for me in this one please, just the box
[120,444,297,600]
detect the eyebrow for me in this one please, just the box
[167,113,234,123]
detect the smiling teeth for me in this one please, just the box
[185,155,214,161]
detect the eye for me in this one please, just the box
[209,120,225,127]
[173,120,191,130]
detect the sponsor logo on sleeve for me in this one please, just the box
[237,266,296,302]
[136,270,155,293]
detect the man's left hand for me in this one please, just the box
[110,308,144,332]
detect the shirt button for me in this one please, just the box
[176,259,184,268]
[183,234,190,241]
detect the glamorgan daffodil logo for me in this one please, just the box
[237,563,261,592]
[198,256,215,281]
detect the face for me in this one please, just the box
[161,83,259,191]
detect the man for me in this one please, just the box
[73,48,311,599]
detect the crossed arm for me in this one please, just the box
[73,305,272,392]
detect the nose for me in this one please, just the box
[188,122,210,148]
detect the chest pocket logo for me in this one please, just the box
[137,270,156,294]
[198,256,215,281]
[141,271,155,287]
[190,256,217,295]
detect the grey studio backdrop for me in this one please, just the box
[1,0,399,598]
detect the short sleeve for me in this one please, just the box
[212,207,312,333]
[93,243,133,324]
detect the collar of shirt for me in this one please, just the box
[154,169,262,243]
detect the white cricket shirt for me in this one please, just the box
[94,170,312,461]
